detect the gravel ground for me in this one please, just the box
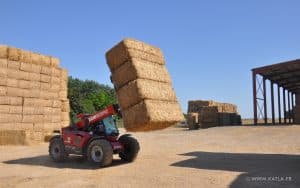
[0,125,299,188]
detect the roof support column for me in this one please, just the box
[252,71,258,125]
[271,81,275,125]
[277,85,281,124]
[283,89,287,124]
[291,92,295,123]
[288,91,291,124]
[263,77,268,124]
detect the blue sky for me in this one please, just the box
[1,0,300,118]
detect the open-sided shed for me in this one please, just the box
[252,59,300,125]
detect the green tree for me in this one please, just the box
[68,76,117,123]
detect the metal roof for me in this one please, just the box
[252,59,300,93]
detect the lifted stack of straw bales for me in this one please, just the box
[106,38,184,131]
[187,100,241,128]
[0,45,70,144]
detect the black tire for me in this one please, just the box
[118,135,140,162]
[86,139,113,167]
[49,136,68,162]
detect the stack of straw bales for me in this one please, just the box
[106,38,184,131]
[187,100,241,128]
[0,45,70,144]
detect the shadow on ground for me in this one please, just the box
[171,151,300,188]
[3,155,127,170]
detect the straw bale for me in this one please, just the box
[52,100,62,108]
[0,105,22,114]
[0,67,7,77]
[231,114,242,125]
[20,123,33,131]
[43,107,60,114]
[29,72,40,81]
[60,80,67,90]
[40,91,58,99]
[7,87,24,97]
[29,81,40,89]
[41,83,51,90]
[0,123,33,131]
[200,106,219,123]
[0,114,22,123]
[50,57,60,67]
[123,38,164,56]
[218,113,232,126]
[7,60,21,70]
[61,121,70,128]
[51,68,61,77]
[51,76,61,84]
[9,105,23,114]
[18,80,31,89]
[43,123,61,131]
[0,130,30,145]
[23,106,44,115]
[117,79,177,110]
[41,66,52,75]
[33,123,44,131]
[0,96,10,105]
[61,69,68,81]
[0,86,6,95]
[106,39,165,72]
[61,112,69,121]
[20,50,31,63]
[31,64,41,73]
[23,89,40,98]
[50,84,60,92]
[31,53,51,66]
[122,100,184,131]
[222,103,237,113]
[59,90,67,100]
[23,115,44,123]
[6,78,18,87]
[0,45,8,58]
[28,131,44,142]
[0,105,9,113]
[8,47,21,61]
[111,58,171,89]
[7,69,29,80]
[187,100,216,113]
[20,62,32,72]
[24,98,52,107]
[0,77,6,86]
[0,59,8,68]
[0,96,22,105]
[62,101,70,112]
[52,115,62,123]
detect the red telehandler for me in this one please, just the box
[49,104,140,167]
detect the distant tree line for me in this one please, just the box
[68,76,117,123]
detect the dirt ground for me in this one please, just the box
[0,125,299,188]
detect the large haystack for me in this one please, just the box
[0,45,70,144]
[106,39,184,131]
